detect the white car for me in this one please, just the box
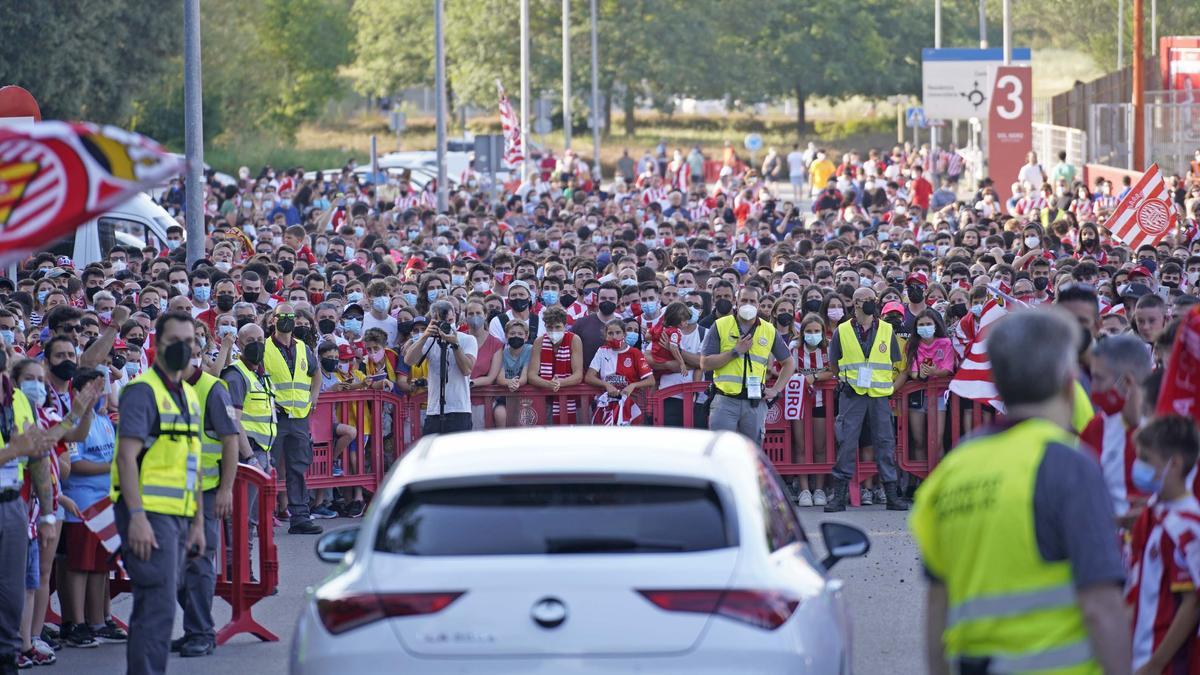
[290,427,869,674]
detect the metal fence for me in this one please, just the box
[1085,99,1199,173]
[1088,103,1133,169]
[1031,123,1087,172]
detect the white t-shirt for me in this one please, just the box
[487,310,546,342]
[786,151,806,177]
[659,325,703,393]
[1017,163,1045,189]
[363,312,399,347]
[423,332,478,415]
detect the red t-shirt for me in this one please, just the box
[910,177,933,209]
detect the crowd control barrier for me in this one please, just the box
[301,390,406,494]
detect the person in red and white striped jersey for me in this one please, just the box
[1126,416,1200,674]
[666,151,691,192]
[1094,179,1119,214]
[641,174,669,208]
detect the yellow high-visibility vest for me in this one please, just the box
[112,368,201,517]
[712,315,776,397]
[835,319,895,397]
[264,338,312,419]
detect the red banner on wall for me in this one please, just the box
[987,65,1032,207]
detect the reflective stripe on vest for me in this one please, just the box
[711,315,776,397]
[263,338,312,418]
[231,360,277,450]
[0,390,36,489]
[909,418,1099,673]
[192,372,226,491]
[835,320,895,397]
[109,368,201,518]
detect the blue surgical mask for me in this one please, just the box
[354,226,366,238]
[541,290,559,306]
[341,318,363,334]
[347,291,363,303]
[193,286,211,303]
[20,380,46,408]
[803,333,823,347]
[677,287,694,297]
[641,300,658,315]
[732,260,750,275]
[426,289,442,302]
[37,290,48,305]
[451,274,466,286]
[1131,458,1164,495]
[625,331,640,347]
[123,362,140,377]
[688,306,701,324]
[916,325,936,339]
[0,329,13,345]
[166,239,181,251]
[217,324,236,339]
[399,293,416,308]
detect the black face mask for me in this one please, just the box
[85,286,101,303]
[318,318,337,335]
[280,260,295,275]
[948,302,968,320]
[776,312,794,326]
[275,317,295,334]
[111,353,126,370]
[215,294,236,312]
[320,357,339,373]
[326,252,343,263]
[714,298,733,316]
[127,337,145,349]
[141,305,158,319]
[242,341,265,365]
[236,316,254,330]
[1033,276,1049,291]
[673,256,689,270]
[162,340,192,372]
[859,300,877,316]
[598,300,617,316]
[559,293,576,308]
[802,298,823,314]
[330,283,345,295]
[1078,328,1092,357]
[509,298,530,312]
[397,320,414,336]
[244,290,260,304]
[907,285,925,303]
[507,336,525,349]
[293,325,310,340]
[0,349,7,373]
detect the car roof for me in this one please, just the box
[395,427,755,486]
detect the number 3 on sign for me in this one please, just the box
[995,74,1023,120]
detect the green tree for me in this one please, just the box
[258,0,353,135]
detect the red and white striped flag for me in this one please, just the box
[1106,163,1179,249]
[81,496,121,554]
[496,80,524,169]
[948,283,1024,413]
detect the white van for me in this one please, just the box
[41,193,179,268]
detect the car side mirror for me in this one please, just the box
[820,522,870,570]
[315,526,359,564]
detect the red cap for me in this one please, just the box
[56,255,74,269]
[882,301,905,316]
[337,344,356,360]
[112,338,127,350]
[905,271,928,286]
[405,256,427,271]
[1129,265,1152,278]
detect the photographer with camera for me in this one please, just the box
[403,300,477,436]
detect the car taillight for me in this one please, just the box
[638,589,800,630]
[317,592,464,635]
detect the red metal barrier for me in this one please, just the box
[408,384,607,441]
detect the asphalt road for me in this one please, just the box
[53,507,924,674]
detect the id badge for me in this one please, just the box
[0,461,18,489]
[746,375,763,400]
[855,367,872,389]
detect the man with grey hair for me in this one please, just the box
[1082,333,1156,519]
[911,308,1130,674]
[404,300,477,435]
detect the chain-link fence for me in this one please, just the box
[1088,103,1132,169]
[1146,101,1200,174]
[1031,123,1087,172]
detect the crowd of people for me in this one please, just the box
[0,138,1199,674]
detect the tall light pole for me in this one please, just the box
[520,0,531,182]
[562,0,572,151]
[589,0,601,180]
[1002,0,1012,64]
[978,0,988,48]
[183,0,205,268]
[930,0,942,182]
[434,0,447,211]
[1133,0,1145,167]
[1118,0,1125,70]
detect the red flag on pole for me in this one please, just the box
[1106,163,1179,249]
[496,80,524,169]
[0,121,183,266]
[1157,305,1200,420]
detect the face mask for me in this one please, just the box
[173,282,190,297]
[598,300,617,316]
[732,260,750,275]
[320,357,339,373]
[542,291,559,306]
[37,290,49,305]
[641,300,658,315]
[275,316,295,334]
[916,325,936,340]
[907,286,925,303]
[218,324,237,339]
[159,299,168,314]
[341,318,362,334]
[347,291,363,303]
[859,300,877,316]
[318,318,337,335]
[559,293,576,308]
[620,278,637,288]
[451,274,466,287]
[507,336,525,349]
[111,353,126,370]
[215,261,232,273]
[242,341,265,365]
[970,303,984,317]
[802,298,822,314]
[495,271,513,285]
[464,315,484,331]
[803,332,822,347]
[510,298,531,312]
[315,243,329,257]
[192,286,211,303]
[111,259,127,272]
[714,298,734,316]
[546,330,564,345]
[688,306,701,324]
[20,380,46,407]
[50,359,77,382]
[1090,386,1126,416]
[624,331,640,347]
[1131,458,1164,495]
[1032,276,1049,292]
[293,325,310,340]
[370,348,385,364]
[1024,235,1040,249]
[473,281,491,294]
[426,289,443,302]
[162,340,192,372]
[142,304,159,319]
[0,329,13,345]
[243,290,260,304]
[737,304,758,321]
[373,296,391,313]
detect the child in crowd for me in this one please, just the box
[586,319,654,425]
[479,320,531,428]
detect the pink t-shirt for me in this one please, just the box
[911,337,955,375]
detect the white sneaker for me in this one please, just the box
[796,490,813,507]
[861,486,874,506]
[32,637,53,657]
[813,489,827,506]
[874,486,887,505]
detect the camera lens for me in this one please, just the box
[439,321,453,334]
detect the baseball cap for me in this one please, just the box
[882,301,905,316]
[1128,265,1153,279]
[905,271,929,287]
[337,344,355,360]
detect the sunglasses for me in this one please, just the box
[277,314,296,320]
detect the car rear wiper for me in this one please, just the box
[544,537,686,553]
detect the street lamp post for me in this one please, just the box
[562,0,572,151]
[589,0,601,181]
[434,0,447,211]
[183,0,205,268]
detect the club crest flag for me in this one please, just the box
[0,121,183,265]
[496,80,524,169]
[1106,163,1179,249]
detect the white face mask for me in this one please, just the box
[737,304,758,321]
[548,330,565,344]
[1024,235,1040,249]
[173,282,190,297]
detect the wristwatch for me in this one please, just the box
[38,514,57,526]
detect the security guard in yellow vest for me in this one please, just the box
[825,286,905,513]
[0,383,53,674]
[173,340,241,658]
[261,304,322,535]
[911,309,1129,674]
[114,311,205,675]
[700,286,795,444]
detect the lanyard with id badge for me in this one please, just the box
[738,326,763,400]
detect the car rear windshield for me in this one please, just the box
[376,482,731,556]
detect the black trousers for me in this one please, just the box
[422,412,473,436]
